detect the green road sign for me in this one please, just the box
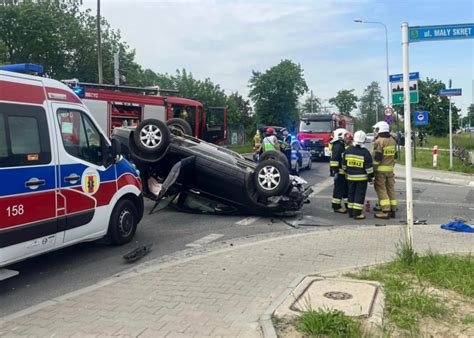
[392,91,419,105]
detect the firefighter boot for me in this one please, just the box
[390,210,396,218]
[375,211,390,219]
[334,208,348,214]
[354,214,366,220]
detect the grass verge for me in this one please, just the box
[425,133,474,150]
[397,148,474,174]
[296,308,364,337]
[347,244,473,334]
[225,144,254,154]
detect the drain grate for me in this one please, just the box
[323,291,353,300]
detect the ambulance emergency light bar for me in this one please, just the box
[0,63,44,74]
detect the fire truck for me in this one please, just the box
[297,113,354,160]
[64,81,227,145]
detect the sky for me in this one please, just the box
[82,0,474,116]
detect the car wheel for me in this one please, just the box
[259,150,289,168]
[108,199,138,245]
[307,158,312,170]
[254,159,290,197]
[293,161,300,176]
[166,118,193,136]
[134,119,170,154]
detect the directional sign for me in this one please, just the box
[438,88,462,96]
[409,23,474,43]
[389,72,420,82]
[413,111,428,126]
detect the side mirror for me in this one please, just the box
[111,138,122,160]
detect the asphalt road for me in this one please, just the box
[1,160,473,317]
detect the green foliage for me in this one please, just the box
[301,93,322,114]
[249,59,308,127]
[412,78,461,137]
[296,309,364,337]
[329,89,358,116]
[358,82,384,132]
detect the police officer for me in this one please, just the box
[262,127,280,152]
[330,128,348,213]
[280,128,292,163]
[372,121,398,219]
[343,131,374,219]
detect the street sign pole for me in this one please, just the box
[402,22,414,248]
[449,95,453,169]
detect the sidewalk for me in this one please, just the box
[395,164,474,186]
[0,225,472,337]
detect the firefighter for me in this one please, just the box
[343,131,374,219]
[253,129,261,152]
[330,128,348,213]
[262,127,280,152]
[372,121,398,219]
[345,132,353,149]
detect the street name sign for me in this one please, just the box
[438,88,462,96]
[409,23,474,43]
[413,111,428,126]
[390,72,419,105]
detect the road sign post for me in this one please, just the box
[438,87,462,170]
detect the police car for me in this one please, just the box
[0,64,144,280]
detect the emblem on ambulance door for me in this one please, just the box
[81,168,101,195]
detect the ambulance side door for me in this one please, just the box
[53,104,117,243]
[0,102,58,256]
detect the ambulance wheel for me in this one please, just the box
[108,199,138,245]
[134,119,170,155]
[166,118,193,136]
[259,150,289,168]
[254,159,290,197]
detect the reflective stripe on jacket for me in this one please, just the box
[343,145,374,181]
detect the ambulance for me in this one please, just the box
[0,64,144,280]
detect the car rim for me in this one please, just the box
[140,124,162,149]
[118,209,134,237]
[257,165,281,191]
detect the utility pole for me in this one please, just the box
[448,79,453,169]
[114,51,120,86]
[310,90,314,114]
[97,0,103,84]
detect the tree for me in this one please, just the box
[412,78,460,136]
[301,92,322,115]
[357,82,384,132]
[249,59,308,127]
[329,89,358,115]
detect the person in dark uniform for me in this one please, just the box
[330,128,348,213]
[280,128,292,164]
[343,130,374,219]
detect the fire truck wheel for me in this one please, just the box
[254,159,290,198]
[259,150,289,168]
[134,119,170,154]
[166,118,193,136]
[108,199,138,245]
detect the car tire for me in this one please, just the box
[166,118,193,136]
[108,199,138,245]
[307,158,312,170]
[254,159,290,197]
[259,150,289,168]
[134,119,170,154]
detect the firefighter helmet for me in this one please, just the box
[353,130,366,146]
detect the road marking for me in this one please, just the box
[309,177,333,198]
[186,233,224,248]
[236,216,260,226]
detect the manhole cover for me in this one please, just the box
[323,291,353,300]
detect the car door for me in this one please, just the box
[0,102,58,256]
[53,104,117,243]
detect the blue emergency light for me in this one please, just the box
[0,63,44,74]
[73,86,85,98]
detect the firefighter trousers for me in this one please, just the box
[332,173,348,209]
[347,180,368,217]
[374,172,397,212]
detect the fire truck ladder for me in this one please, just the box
[61,80,179,96]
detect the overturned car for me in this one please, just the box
[112,119,312,215]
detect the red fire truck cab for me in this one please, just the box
[297,113,354,160]
[65,82,227,145]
